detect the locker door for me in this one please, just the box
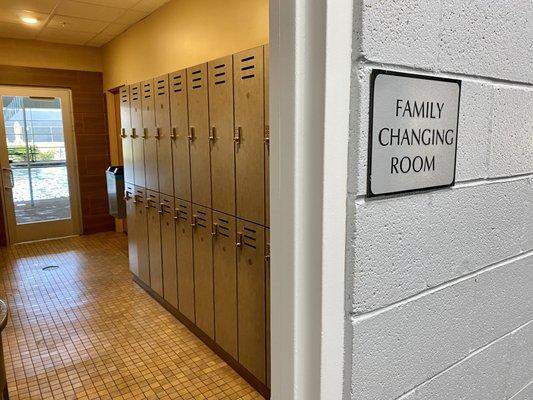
[175,199,195,322]
[212,211,237,358]
[146,190,162,296]
[130,84,145,187]
[142,80,158,191]
[160,194,177,308]
[155,75,173,196]
[265,228,271,388]
[237,219,266,382]
[120,86,134,184]
[187,64,212,207]
[134,186,150,285]
[169,70,191,201]
[125,183,138,276]
[264,45,270,227]
[234,47,265,225]
[208,57,235,215]
[192,204,214,338]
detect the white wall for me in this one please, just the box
[346,1,533,399]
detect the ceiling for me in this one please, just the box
[0,0,170,47]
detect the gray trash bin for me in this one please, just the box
[106,166,125,219]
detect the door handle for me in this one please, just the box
[2,168,13,189]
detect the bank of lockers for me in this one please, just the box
[120,87,134,184]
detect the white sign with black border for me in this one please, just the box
[368,70,461,196]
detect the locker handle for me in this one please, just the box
[188,127,195,141]
[130,128,137,138]
[158,202,164,215]
[191,215,197,228]
[209,127,216,142]
[266,243,271,261]
[173,208,179,221]
[211,222,218,237]
[144,198,151,209]
[233,126,241,144]
[236,232,243,248]
[142,127,148,139]
[123,192,131,201]
[155,127,161,139]
[120,128,127,138]
[132,195,138,204]
[170,127,177,140]
[264,125,270,145]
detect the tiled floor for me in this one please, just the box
[0,232,263,400]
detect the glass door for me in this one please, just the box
[0,87,81,243]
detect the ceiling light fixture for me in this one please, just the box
[21,16,39,25]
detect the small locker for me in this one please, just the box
[266,228,271,388]
[130,84,145,188]
[187,64,212,207]
[175,199,195,322]
[264,45,270,227]
[142,80,158,192]
[192,204,214,338]
[154,75,173,196]
[160,194,177,308]
[134,186,150,285]
[234,47,265,225]
[124,183,138,276]
[212,211,238,358]
[169,70,192,201]
[237,219,266,382]
[120,86,134,185]
[146,190,163,296]
[208,57,235,215]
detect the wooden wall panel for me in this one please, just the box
[0,64,114,238]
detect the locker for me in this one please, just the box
[146,190,163,296]
[237,219,266,382]
[192,204,214,338]
[208,57,235,215]
[142,80,158,192]
[130,83,145,187]
[120,86,134,184]
[187,64,212,207]
[264,45,270,227]
[134,186,150,285]
[234,47,265,225]
[154,75,174,196]
[212,211,237,358]
[265,228,271,388]
[169,70,192,201]
[175,199,195,322]
[160,194,178,308]
[124,183,138,276]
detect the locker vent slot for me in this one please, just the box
[241,65,254,71]
[241,74,255,80]
[131,87,139,101]
[177,203,189,220]
[241,56,255,62]
[214,64,225,69]
[243,227,257,249]
[191,70,203,89]
[195,211,208,228]
[172,76,183,92]
[156,81,166,96]
[192,70,201,74]
[214,70,226,85]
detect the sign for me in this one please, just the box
[368,70,461,196]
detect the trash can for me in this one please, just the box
[106,166,126,219]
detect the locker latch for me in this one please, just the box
[264,125,270,145]
[123,191,131,201]
[132,194,138,204]
[142,127,148,139]
[211,222,219,237]
[191,215,197,228]
[120,128,127,138]
[144,198,151,209]
[233,127,242,144]
[131,128,137,139]
[170,127,177,140]
[173,208,180,221]
[209,127,216,142]
[158,203,164,215]
[188,127,195,141]
[155,127,161,140]
[265,243,271,262]
[236,232,243,247]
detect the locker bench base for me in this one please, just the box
[132,274,271,399]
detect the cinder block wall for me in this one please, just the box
[346,1,533,399]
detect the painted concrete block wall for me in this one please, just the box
[346,1,533,399]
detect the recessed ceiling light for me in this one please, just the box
[21,16,39,25]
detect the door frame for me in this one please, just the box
[0,86,82,244]
[270,1,353,398]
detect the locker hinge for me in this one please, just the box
[233,127,242,144]
[264,125,270,145]
[236,232,243,248]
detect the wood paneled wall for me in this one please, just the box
[0,65,114,242]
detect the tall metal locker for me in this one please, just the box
[187,64,212,207]
[169,70,191,201]
[264,45,270,227]
[233,47,265,225]
[142,80,158,192]
[134,186,150,285]
[174,199,195,322]
[192,204,214,338]
[154,75,173,196]
[120,86,134,184]
[124,183,138,276]
[265,228,271,388]
[208,57,235,215]
[212,211,237,358]
[130,83,145,187]
[146,190,163,296]
[237,219,266,382]
[160,194,177,308]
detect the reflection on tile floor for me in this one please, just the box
[0,232,263,399]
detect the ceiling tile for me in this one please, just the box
[77,0,139,8]
[100,23,128,36]
[48,15,108,33]
[0,21,39,40]
[38,26,94,45]
[133,0,169,13]
[85,32,114,47]
[0,9,49,26]
[0,0,59,14]
[54,0,124,22]
[113,9,147,25]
